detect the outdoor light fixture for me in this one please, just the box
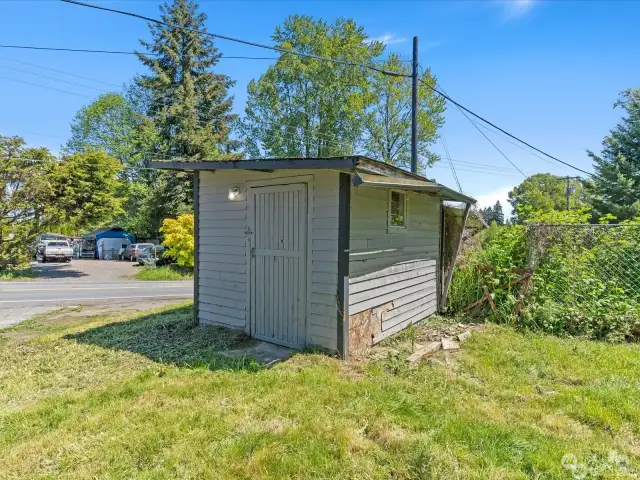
[228,187,240,200]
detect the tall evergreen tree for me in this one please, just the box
[137,0,238,160]
[135,0,238,234]
[586,89,640,221]
[492,201,505,225]
[479,201,505,226]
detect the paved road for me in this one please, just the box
[0,261,194,328]
[0,281,193,306]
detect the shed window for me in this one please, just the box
[389,190,407,229]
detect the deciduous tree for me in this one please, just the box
[49,151,124,234]
[241,15,382,158]
[363,53,445,169]
[508,173,586,223]
[0,136,57,268]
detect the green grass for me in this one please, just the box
[1,306,640,478]
[133,266,193,281]
[0,267,38,281]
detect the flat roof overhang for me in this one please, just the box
[352,173,476,204]
[150,156,476,204]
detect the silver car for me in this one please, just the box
[123,243,155,261]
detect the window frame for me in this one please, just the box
[387,189,408,232]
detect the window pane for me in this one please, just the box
[390,191,405,227]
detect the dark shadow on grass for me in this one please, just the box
[65,305,261,372]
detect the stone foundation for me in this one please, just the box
[348,302,393,357]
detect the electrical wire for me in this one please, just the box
[0,75,93,98]
[19,2,589,176]
[440,136,462,192]
[0,55,122,88]
[60,0,406,78]
[470,119,559,168]
[420,78,591,176]
[0,44,278,60]
[420,74,526,178]
[0,64,111,93]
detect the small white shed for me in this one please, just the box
[152,157,475,357]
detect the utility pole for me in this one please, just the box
[410,36,418,174]
[565,176,580,210]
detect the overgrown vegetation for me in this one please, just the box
[1,305,639,478]
[448,210,640,342]
[134,266,193,281]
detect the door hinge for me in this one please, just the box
[250,247,256,258]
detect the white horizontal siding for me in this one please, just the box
[197,169,339,351]
[348,187,441,342]
[198,172,248,330]
[308,174,339,350]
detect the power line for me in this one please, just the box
[0,64,111,93]
[420,77,526,178]
[0,44,279,60]
[60,0,405,78]
[27,3,587,177]
[0,75,93,98]
[471,119,559,168]
[0,44,144,55]
[0,55,122,88]
[419,78,591,176]
[440,136,462,193]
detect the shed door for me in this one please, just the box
[250,183,307,348]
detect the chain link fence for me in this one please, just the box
[526,223,640,308]
[448,223,640,341]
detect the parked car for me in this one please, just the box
[137,246,173,266]
[36,240,73,263]
[122,243,155,261]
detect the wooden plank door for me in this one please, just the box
[249,183,307,348]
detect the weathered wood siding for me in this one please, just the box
[349,186,441,343]
[197,170,339,351]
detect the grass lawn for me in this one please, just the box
[133,266,193,281]
[1,305,640,479]
[0,267,38,281]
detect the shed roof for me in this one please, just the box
[150,156,476,204]
[82,226,128,239]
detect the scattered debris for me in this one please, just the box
[406,341,442,364]
[535,385,558,396]
[457,330,471,342]
[441,337,460,351]
[426,357,445,367]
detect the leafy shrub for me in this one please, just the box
[448,210,640,342]
[160,214,194,268]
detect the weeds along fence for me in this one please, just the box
[447,223,640,342]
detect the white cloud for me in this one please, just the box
[365,34,408,46]
[474,185,514,218]
[496,0,537,21]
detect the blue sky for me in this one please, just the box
[1,0,638,214]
